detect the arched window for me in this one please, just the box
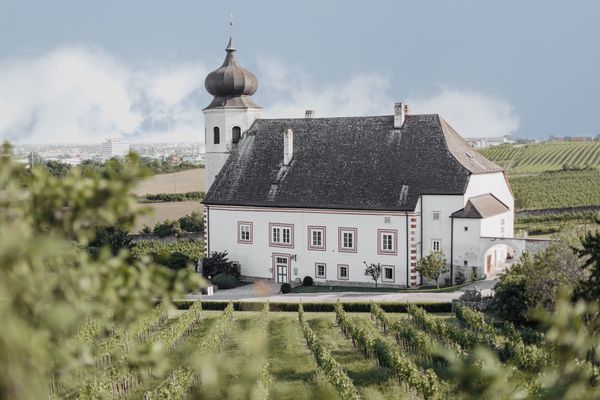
[213,127,220,144]
[232,126,241,143]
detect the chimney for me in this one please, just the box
[283,128,294,166]
[305,110,315,118]
[394,102,409,128]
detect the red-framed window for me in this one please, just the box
[315,263,326,278]
[377,229,398,255]
[237,221,253,244]
[308,226,326,251]
[337,264,349,280]
[269,223,294,249]
[338,227,357,253]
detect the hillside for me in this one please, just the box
[479,141,600,175]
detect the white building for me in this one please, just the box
[202,38,515,287]
[101,139,130,161]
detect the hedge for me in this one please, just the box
[173,301,453,313]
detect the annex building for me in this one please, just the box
[202,38,515,287]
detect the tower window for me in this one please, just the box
[213,127,220,144]
[232,126,241,143]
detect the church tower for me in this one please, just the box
[203,37,262,190]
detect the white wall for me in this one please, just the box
[464,172,514,210]
[452,218,481,269]
[420,195,464,259]
[203,107,262,191]
[207,206,412,286]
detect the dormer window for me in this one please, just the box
[213,127,220,144]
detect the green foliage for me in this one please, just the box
[455,271,466,285]
[138,157,203,174]
[298,303,360,400]
[153,219,182,237]
[479,141,600,175]
[575,229,600,301]
[363,261,382,288]
[211,273,239,290]
[510,170,600,210]
[416,251,447,288]
[202,251,238,278]
[131,240,204,270]
[141,191,205,202]
[177,210,204,232]
[336,302,446,399]
[280,283,292,294]
[87,225,133,257]
[173,300,454,313]
[492,241,584,324]
[0,146,203,399]
[44,159,71,177]
[303,276,314,286]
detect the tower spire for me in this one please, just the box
[226,14,235,52]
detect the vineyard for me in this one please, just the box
[56,301,577,400]
[479,142,600,175]
[510,170,600,210]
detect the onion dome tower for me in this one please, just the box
[203,36,262,191]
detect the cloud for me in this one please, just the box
[256,58,392,119]
[0,47,208,143]
[409,88,519,137]
[0,49,518,144]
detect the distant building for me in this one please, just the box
[468,135,516,148]
[101,139,129,161]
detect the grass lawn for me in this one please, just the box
[291,282,472,294]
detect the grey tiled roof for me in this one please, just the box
[451,193,510,218]
[204,114,503,211]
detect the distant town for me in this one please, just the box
[11,139,205,165]
[9,133,599,166]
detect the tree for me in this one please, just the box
[363,262,382,288]
[202,251,238,278]
[492,240,584,324]
[44,160,71,177]
[415,251,447,289]
[575,229,600,301]
[178,210,204,232]
[0,146,202,399]
[87,225,133,257]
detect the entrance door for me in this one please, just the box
[276,256,289,283]
[486,255,492,274]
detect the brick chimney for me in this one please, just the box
[394,102,409,128]
[283,128,294,166]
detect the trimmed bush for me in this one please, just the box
[153,219,182,237]
[178,211,204,233]
[172,301,453,313]
[455,271,466,285]
[303,276,314,286]
[280,283,292,294]
[211,273,238,290]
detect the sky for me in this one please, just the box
[0,0,598,143]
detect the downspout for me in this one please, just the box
[450,217,454,285]
[206,206,210,256]
[420,195,423,286]
[406,213,409,287]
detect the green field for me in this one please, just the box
[510,170,600,210]
[60,302,550,399]
[479,142,600,175]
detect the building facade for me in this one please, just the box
[202,38,515,287]
[101,139,130,161]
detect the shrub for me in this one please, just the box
[172,301,454,313]
[280,283,292,294]
[178,211,204,232]
[153,219,182,237]
[132,240,204,270]
[303,276,314,286]
[142,191,205,202]
[211,273,239,290]
[202,251,239,278]
[455,271,466,285]
[141,225,152,235]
